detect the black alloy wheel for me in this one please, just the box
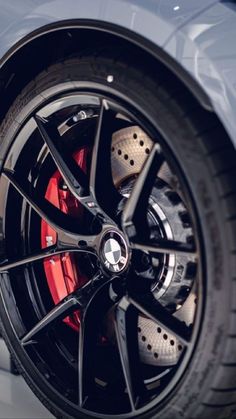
[0,52,235,419]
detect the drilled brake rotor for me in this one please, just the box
[111,126,197,366]
[42,123,197,368]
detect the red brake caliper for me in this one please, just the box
[41,148,89,332]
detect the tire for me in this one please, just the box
[0,51,235,419]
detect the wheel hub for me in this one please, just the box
[100,230,129,273]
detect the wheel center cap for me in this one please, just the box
[104,238,122,265]
[101,230,129,273]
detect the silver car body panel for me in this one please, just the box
[0,0,235,145]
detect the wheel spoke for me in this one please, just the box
[3,169,79,235]
[78,279,114,407]
[21,273,104,346]
[2,170,97,251]
[129,293,191,346]
[114,296,147,411]
[0,246,97,273]
[21,295,79,345]
[122,143,164,239]
[35,115,88,193]
[78,312,94,408]
[88,99,122,219]
[131,238,196,256]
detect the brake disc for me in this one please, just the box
[42,122,197,368]
[111,126,197,366]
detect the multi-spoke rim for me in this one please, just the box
[0,90,203,417]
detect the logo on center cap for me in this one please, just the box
[101,231,129,273]
[104,238,122,265]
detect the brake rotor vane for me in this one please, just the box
[42,124,197,367]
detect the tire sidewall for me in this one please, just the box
[0,57,232,419]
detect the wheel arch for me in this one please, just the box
[0,20,233,150]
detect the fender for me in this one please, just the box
[0,0,219,63]
[1,0,236,146]
[165,1,236,148]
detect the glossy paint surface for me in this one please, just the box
[165,1,236,147]
[0,1,235,148]
[0,0,219,58]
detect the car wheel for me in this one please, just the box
[0,53,235,419]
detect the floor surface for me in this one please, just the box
[0,339,53,418]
